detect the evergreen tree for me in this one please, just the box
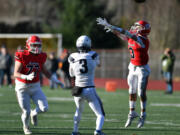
[46,0,122,49]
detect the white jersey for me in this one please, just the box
[68,51,100,87]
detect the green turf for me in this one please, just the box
[0,86,180,135]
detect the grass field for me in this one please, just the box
[0,86,180,135]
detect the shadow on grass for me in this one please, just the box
[0,130,23,135]
[102,127,180,134]
[0,128,92,135]
[0,130,70,135]
[0,127,180,135]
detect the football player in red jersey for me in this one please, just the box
[14,35,64,135]
[97,18,151,128]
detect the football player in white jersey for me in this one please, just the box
[68,35,105,135]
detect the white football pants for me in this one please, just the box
[15,80,48,128]
[127,63,150,96]
[73,87,105,131]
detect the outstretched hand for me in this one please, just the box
[96,17,109,26]
[96,17,112,32]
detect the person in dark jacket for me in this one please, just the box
[45,52,59,89]
[0,45,13,87]
[59,49,72,89]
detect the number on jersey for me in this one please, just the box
[79,59,88,73]
[129,47,135,58]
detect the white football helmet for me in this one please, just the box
[76,35,91,52]
[26,35,42,54]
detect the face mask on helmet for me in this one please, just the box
[26,35,42,54]
[130,20,151,36]
[76,35,91,52]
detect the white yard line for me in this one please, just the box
[42,114,72,118]
[146,120,180,126]
[150,103,180,107]
[47,97,74,101]
[0,111,20,115]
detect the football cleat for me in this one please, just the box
[137,114,146,128]
[125,111,139,128]
[31,112,38,126]
[23,126,32,135]
[94,130,106,135]
[71,132,81,135]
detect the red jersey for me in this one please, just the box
[15,50,47,83]
[128,36,149,66]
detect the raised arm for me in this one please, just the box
[96,17,145,48]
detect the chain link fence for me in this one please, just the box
[95,49,180,80]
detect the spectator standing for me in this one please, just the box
[0,45,13,87]
[161,48,176,94]
[45,52,59,89]
[59,49,72,89]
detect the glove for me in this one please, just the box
[21,72,35,81]
[50,74,64,88]
[96,17,109,26]
[96,17,112,32]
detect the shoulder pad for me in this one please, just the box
[89,51,98,59]
[14,51,22,61]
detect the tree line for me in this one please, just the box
[0,0,179,50]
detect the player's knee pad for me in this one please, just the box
[129,88,137,94]
[97,114,104,121]
[128,74,137,94]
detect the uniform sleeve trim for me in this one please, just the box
[69,56,75,63]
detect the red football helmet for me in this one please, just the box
[26,35,42,54]
[130,20,151,36]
